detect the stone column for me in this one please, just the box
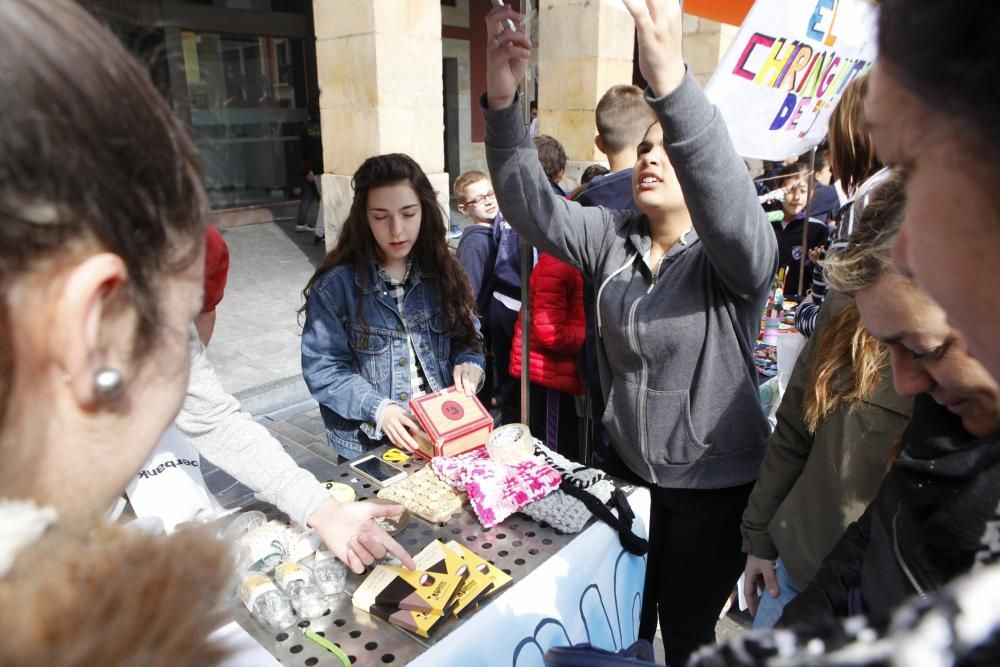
[536,0,635,190]
[313,0,448,246]
[682,14,739,88]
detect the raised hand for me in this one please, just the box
[484,3,532,109]
[622,0,686,98]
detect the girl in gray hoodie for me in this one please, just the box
[483,1,778,664]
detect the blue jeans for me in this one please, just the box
[751,557,801,629]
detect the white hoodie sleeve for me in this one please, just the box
[175,329,330,528]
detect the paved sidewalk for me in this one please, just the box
[207,218,325,411]
[208,211,467,415]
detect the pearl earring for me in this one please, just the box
[93,368,124,401]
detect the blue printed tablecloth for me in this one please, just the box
[411,487,651,667]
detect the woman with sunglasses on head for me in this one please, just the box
[778,175,1000,632]
[689,177,1000,667]
[691,0,1000,662]
[794,74,887,338]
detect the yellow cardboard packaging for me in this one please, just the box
[352,563,462,616]
[445,540,513,601]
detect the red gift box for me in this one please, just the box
[408,387,493,460]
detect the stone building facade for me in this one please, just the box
[88,0,741,240]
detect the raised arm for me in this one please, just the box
[625,0,777,302]
[180,329,329,528]
[483,5,627,275]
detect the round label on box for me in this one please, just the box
[441,400,465,421]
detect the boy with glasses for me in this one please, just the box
[454,170,531,424]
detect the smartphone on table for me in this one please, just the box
[349,454,407,487]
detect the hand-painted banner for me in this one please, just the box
[705,0,879,160]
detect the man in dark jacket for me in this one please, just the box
[295,107,323,234]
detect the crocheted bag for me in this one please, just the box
[519,441,614,534]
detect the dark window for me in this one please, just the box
[182,31,314,208]
[180,0,309,13]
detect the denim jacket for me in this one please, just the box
[301,261,485,458]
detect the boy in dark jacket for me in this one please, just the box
[575,84,653,212]
[455,170,530,423]
[455,171,499,314]
[455,170,501,410]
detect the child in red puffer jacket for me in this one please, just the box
[510,252,586,458]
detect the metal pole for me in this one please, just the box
[798,147,817,296]
[519,239,531,425]
[519,0,533,427]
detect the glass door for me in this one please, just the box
[181,30,311,209]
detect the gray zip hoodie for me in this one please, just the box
[483,71,777,489]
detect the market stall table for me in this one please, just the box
[204,438,650,666]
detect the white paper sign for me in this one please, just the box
[705,0,879,160]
